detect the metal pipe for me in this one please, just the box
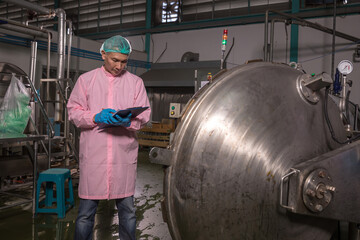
[64,20,73,166]
[264,10,269,61]
[23,76,55,138]
[0,24,47,38]
[28,117,48,156]
[268,10,360,43]
[32,140,38,217]
[29,41,37,86]
[331,1,337,78]
[155,42,167,63]
[224,37,235,62]
[40,28,52,122]
[268,18,291,62]
[0,18,48,39]
[221,51,225,69]
[65,22,71,135]
[54,8,69,165]
[2,0,51,15]
[0,17,48,34]
[29,41,37,133]
[54,8,67,122]
[46,33,51,79]
[339,75,347,113]
[57,8,66,79]
[55,81,67,106]
[268,19,314,62]
[46,32,51,115]
[264,9,360,64]
[66,20,73,79]
[270,19,276,62]
[48,137,51,168]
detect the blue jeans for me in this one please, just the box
[74,196,136,240]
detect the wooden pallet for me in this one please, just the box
[138,119,175,148]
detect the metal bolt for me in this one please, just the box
[318,188,326,195]
[326,185,336,192]
[316,184,326,199]
[315,204,323,212]
[152,152,158,158]
[306,189,316,197]
[318,170,326,178]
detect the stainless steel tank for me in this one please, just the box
[157,62,347,240]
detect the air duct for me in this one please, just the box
[181,52,199,62]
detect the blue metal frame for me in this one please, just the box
[145,0,152,64]
[0,34,151,69]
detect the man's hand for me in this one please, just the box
[112,113,132,127]
[94,108,116,124]
[94,109,131,127]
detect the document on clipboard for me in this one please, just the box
[113,106,149,118]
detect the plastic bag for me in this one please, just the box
[0,75,31,134]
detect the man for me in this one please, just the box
[67,35,151,240]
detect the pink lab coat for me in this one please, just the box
[67,66,151,200]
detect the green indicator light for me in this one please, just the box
[311,73,315,77]
[171,106,175,110]
[222,40,227,45]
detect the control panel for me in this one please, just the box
[169,103,181,118]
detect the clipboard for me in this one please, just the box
[113,106,149,118]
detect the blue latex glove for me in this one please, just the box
[112,113,132,127]
[94,108,116,125]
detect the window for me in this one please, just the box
[161,0,180,23]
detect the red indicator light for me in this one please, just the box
[222,29,228,46]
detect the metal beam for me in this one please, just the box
[80,4,360,39]
[290,0,300,62]
[145,0,152,63]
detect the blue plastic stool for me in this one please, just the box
[35,168,75,218]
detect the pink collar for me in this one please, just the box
[101,66,116,77]
[101,66,126,78]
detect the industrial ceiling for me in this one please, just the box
[0,0,359,40]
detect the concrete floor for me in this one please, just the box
[0,149,172,240]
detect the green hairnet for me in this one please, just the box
[100,35,132,55]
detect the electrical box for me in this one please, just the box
[169,103,181,118]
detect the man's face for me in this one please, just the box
[101,51,129,76]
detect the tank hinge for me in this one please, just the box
[149,147,173,166]
[297,73,332,104]
[279,140,360,223]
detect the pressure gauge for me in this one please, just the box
[337,60,353,75]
